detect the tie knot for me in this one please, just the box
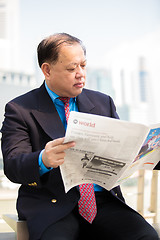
[58,97,70,105]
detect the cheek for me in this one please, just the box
[65,73,76,82]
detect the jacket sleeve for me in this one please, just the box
[1,101,42,186]
[154,161,160,170]
[109,96,119,119]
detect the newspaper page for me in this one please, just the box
[60,111,160,192]
[114,124,160,187]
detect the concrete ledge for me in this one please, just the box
[2,214,29,240]
[152,223,160,237]
[0,232,16,240]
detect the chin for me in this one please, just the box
[73,88,83,97]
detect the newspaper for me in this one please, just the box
[60,111,160,192]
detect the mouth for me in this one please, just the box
[73,82,84,88]
[73,77,85,88]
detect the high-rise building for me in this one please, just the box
[86,68,115,99]
[0,0,20,71]
[0,0,36,128]
[139,57,148,103]
[0,1,36,186]
[85,67,130,120]
[116,69,130,121]
[105,29,160,125]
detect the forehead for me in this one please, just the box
[58,43,86,64]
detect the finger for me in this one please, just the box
[42,150,65,168]
[51,137,65,147]
[51,159,65,168]
[55,152,65,160]
[45,138,65,152]
[52,141,75,153]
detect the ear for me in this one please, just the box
[41,63,51,79]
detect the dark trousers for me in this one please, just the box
[41,191,159,240]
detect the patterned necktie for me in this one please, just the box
[59,97,97,224]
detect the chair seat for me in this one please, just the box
[2,214,29,240]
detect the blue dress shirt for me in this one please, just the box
[39,81,103,191]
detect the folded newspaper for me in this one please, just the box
[60,111,160,192]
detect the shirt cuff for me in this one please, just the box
[38,149,53,176]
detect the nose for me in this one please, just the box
[76,66,86,78]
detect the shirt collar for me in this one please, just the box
[45,81,77,103]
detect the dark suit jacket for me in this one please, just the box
[1,82,160,240]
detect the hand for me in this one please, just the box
[42,137,75,168]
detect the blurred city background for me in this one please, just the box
[0,0,160,235]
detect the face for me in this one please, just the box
[43,43,86,98]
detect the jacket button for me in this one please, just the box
[51,199,57,203]
[28,182,37,187]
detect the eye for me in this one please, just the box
[67,68,75,72]
[81,64,86,69]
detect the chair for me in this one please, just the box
[137,169,159,223]
[137,169,160,236]
[2,214,29,240]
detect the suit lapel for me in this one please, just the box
[31,85,98,140]
[31,83,65,140]
[77,89,96,114]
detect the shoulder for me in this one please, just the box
[81,88,113,103]
[80,88,119,119]
[6,83,45,109]
[82,88,108,97]
[9,87,40,104]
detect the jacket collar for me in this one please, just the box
[31,83,96,139]
[31,82,65,140]
[77,90,95,113]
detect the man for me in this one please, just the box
[1,33,159,240]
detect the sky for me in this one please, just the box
[19,0,160,73]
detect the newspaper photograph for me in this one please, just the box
[60,111,160,192]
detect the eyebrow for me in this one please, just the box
[67,59,87,67]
